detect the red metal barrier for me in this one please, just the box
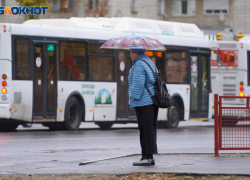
[214,94,250,156]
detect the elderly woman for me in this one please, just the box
[128,49,159,166]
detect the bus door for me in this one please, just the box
[117,50,136,120]
[32,41,58,121]
[189,51,210,119]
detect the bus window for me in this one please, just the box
[15,38,31,80]
[165,50,188,84]
[146,51,164,79]
[201,55,208,111]
[89,44,113,54]
[88,56,114,81]
[59,41,87,81]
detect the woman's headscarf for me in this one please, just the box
[130,49,147,55]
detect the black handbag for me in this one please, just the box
[141,60,171,108]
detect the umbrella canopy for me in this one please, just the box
[100,34,166,51]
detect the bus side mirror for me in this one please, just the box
[217,53,222,67]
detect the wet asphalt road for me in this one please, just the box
[0,120,250,175]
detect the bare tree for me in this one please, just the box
[85,0,109,17]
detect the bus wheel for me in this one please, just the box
[96,122,113,130]
[64,97,82,131]
[0,123,19,132]
[166,100,180,128]
[22,123,32,128]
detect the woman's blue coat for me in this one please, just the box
[128,54,158,108]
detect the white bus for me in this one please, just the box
[0,17,212,131]
[210,38,250,120]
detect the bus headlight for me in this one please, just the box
[2,95,7,100]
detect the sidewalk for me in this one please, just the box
[79,118,249,176]
[3,119,250,177]
[78,153,250,176]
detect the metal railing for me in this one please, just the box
[214,94,250,156]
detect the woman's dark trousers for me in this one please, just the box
[135,104,159,155]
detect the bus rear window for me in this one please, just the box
[15,38,31,80]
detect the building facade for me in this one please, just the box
[0,0,25,23]
[233,0,250,34]
[108,0,166,20]
[165,0,234,32]
[165,0,250,38]
[0,0,165,24]
[0,0,250,36]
